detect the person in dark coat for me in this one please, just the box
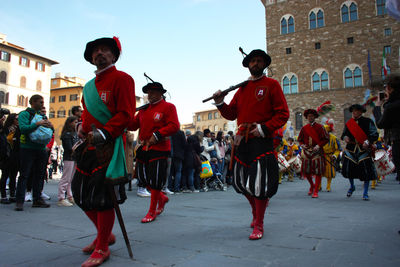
[341,104,379,201]
[0,113,20,204]
[182,130,203,192]
[373,73,400,182]
[170,130,187,193]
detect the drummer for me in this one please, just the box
[372,137,389,189]
[284,137,299,182]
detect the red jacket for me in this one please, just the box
[218,76,289,137]
[129,99,180,151]
[298,122,329,148]
[81,66,136,138]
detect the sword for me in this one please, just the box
[109,185,134,259]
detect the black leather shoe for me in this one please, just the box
[15,202,24,211]
[32,199,50,208]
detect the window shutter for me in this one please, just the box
[19,57,21,65]
[43,64,46,71]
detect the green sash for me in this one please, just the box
[83,78,127,182]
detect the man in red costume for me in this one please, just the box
[129,82,179,223]
[71,37,136,267]
[212,49,289,240]
[298,109,329,198]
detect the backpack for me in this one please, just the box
[24,109,53,145]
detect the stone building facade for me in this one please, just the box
[260,0,399,138]
[0,33,58,114]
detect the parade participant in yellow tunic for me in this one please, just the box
[321,123,341,192]
[285,137,299,182]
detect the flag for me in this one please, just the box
[386,0,400,21]
[367,50,372,82]
[382,48,387,77]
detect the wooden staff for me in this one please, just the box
[109,185,134,259]
[202,81,248,103]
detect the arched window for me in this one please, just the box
[341,5,349,23]
[282,74,298,94]
[295,112,303,130]
[344,66,363,88]
[344,68,353,87]
[20,76,26,88]
[382,66,391,78]
[214,125,218,132]
[208,113,212,120]
[342,2,358,22]
[317,10,324,27]
[310,12,316,29]
[349,3,358,21]
[281,15,294,34]
[281,18,288,34]
[49,108,55,118]
[214,112,218,119]
[223,123,227,131]
[354,67,362,86]
[312,73,320,91]
[377,0,387,15]
[197,115,201,121]
[36,80,42,91]
[0,91,5,104]
[321,71,329,90]
[17,95,25,106]
[283,76,290,94]
[290,76,298,93]
[312,70,330,91]
[0,71,6,84]
[288,16,294,33]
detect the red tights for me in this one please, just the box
[85,209,115,253]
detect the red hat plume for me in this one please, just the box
[113,36,122,52]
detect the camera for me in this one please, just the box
[0,108,10,117]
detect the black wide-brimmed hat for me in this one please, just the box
[304,109,319,118]
[84,37,121,64]
[242,49,271,68]
[349,104,366,113]
[142,82,167,94]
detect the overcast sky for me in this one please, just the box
[1,0,266,124]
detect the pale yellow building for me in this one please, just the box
[0,33,58,114]
[50,72,143,144]
[49,73,85,144]
[192,108,237,134]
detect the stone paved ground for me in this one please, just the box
[0,173,399,267]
